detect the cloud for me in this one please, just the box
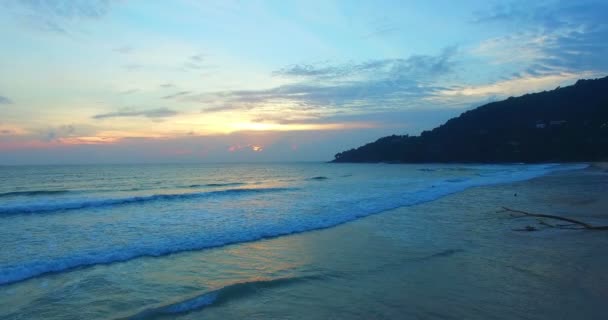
[273,63,346,78]
[228,144,263,153]
[43,124,76,142]
[182,53,214,71]
[438,73,593,99]
[191,47,458,116]
[92,108,179,119]
[190,53,205,62]
[0,122,430,164]
[362,25,399,38]
[474,1,608,29]
[251,112,323,125]
[114,45,133,54]
[161,91,191,99]
[361,16,399,38]
[194,81,433,113]
[200,104,246,113]
[123,64,143,72]
[0,124,29,136]
[4,0,116,34]
[0,95,13,104]
[274,47,457,80]
[119,89,139,95]
[542,27,608,72]
[473,1,608,75]
[194,77,444,112]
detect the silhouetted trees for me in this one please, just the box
[333,76,608,163]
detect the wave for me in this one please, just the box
[125,275,322,319]
[190,182,247,188]
[0,190,70,198]
[419,167,478,173]
[0,187,294,215]
[0,164,588,286]
[164,248,465,299]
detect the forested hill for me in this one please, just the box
[333,76,608,163]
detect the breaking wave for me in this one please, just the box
[0,187,293,215]
[125,275,323,319]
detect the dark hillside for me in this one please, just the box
[333,76,608,163]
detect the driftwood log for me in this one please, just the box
[501,207,608,231]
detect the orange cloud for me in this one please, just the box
[58,136,121,145]
[229,122,375,132]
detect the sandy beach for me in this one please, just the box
[179,165,608,319]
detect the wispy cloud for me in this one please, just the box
[473,1,608,29]
[361,16,399,38]
[113,45,133,54]
[4,0,115,34]
[274,47,457,80]
[473,1,608,75]
[0,95,13,104]
[543,27,608,73]
[194,81,431,115]
[161,91,191,99]
[250,112,323,125]
[193,47,458,115]
[460,0,608,112]
[0,124,29,136]
[190,53,205,62]
[44,124,75,142]
[182,53,215,72]
[438,73,580,97]
[119,89,139,95]
[362,25,399,38]
[92,108,178,119]
[123,64,143,72]
[200,105,247,113]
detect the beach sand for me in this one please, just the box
[175,165,608,319]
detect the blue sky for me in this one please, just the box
[0,0,606,164]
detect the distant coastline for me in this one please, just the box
[333,76,608,163]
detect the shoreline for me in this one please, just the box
[183,164,608,319]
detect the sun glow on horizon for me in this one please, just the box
[228,144,264,152]
[1,0,605,164]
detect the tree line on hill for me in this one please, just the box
[333,76,608,163]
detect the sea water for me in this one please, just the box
[0,163,589,319]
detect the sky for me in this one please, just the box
[0,0,607,164]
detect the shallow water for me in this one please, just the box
[0,162,599,319]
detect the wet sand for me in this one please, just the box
[181,165,608,319]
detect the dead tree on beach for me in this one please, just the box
[499,207,608,231]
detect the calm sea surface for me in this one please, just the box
[0,163,591,319]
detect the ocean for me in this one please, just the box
[0,162,596,319]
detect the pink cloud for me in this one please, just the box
[228,144,264,152]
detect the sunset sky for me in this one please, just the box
[1,0,607,164]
